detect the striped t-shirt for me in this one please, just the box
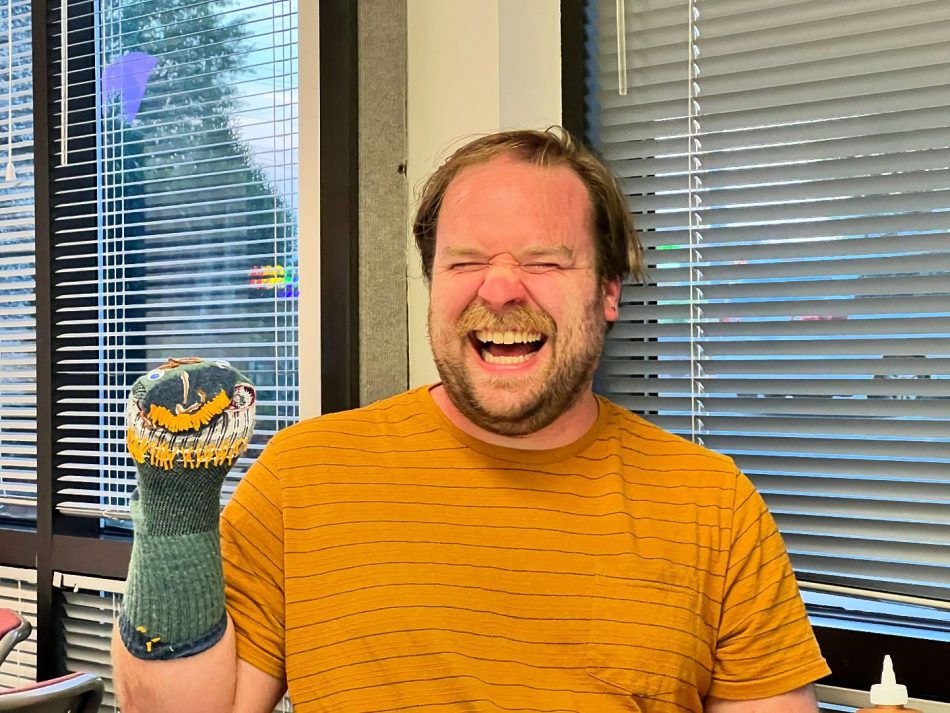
[221,386,829,712]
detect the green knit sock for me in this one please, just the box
[119,494,228,658]
[118,358,255,660]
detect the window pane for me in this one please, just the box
[50,0,299,522]
[0,0,36,523]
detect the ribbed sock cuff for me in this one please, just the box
[119,610,227,660]
[120,528,226,660]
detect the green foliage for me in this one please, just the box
[100,0,296,246]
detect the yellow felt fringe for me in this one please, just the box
[147,390,230,433]
[126,429,249,470]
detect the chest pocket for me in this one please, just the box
[585,565,714,712]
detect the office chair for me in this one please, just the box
[0,610,31,667]
[0,608,104,713]
[0,672,104,713]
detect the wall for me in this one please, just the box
[405,0,564,387]
[359,0,410,406]
[298,0,321,417]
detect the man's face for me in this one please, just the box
[427,155,620,436]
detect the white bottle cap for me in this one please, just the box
[870,655,908,706]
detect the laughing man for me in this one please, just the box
[115,128,829,712]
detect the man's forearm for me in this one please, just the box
[112,616,238,713]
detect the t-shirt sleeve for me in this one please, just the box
[220,440,286,681]
[708,471,831,700]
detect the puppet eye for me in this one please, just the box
[147,369,163,381]
[213,360,230,369]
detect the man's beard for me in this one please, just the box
[429,298,606,437]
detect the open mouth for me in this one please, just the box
[127,382,256,469]
[470,329,547,365]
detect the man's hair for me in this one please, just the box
[412,126,642,285]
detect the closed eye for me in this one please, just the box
[448,262,485,271]
[522,262,563,273]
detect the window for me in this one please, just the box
[0,0,334,694]
[49,0,299,523]
[582,0,949,700]
[0,0,35,523]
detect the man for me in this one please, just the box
[113,128,830,712]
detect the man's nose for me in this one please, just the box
[476,262,527,309]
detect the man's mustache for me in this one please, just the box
[454,302,556,339]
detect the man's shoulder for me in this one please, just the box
[598,396,738,475]
[270,386,432,448]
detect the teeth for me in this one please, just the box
[475,329,541,344]
[481,350,535,365]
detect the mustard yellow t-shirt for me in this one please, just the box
[221,386,829,712]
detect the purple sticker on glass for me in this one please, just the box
[101,51,158,124]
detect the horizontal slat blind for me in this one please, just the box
[47,0,300,520]
[57,573,293,712]
[0,0,35,522]
[803,586,950,641]
[0,565,37,687]
[588,0,950,602]
[57,573,123,710]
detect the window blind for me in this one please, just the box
[57,573,123,710]
[56,573,294,711]
[0,565,37,687]
[0,0,35,523]
[587,0,950,603]
[47,0,300,520]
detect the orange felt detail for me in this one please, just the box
[147,389,230,433]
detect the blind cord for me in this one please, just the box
[60,0,68,165]
[687,0,704,444]
[4,0,13,182]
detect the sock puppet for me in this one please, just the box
[119,357,256,659]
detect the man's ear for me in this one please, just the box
[602,277,622,322]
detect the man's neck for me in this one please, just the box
[429,384,600,451]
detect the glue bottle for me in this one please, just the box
[856,655,923,713]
